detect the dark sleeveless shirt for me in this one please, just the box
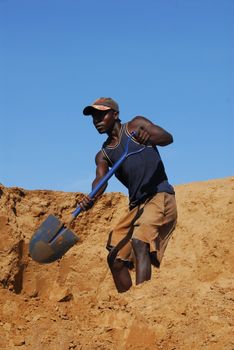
[101,124,175,208]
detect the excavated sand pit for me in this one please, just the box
[0,177,233,349]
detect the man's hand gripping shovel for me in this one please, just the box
[29,132,145,264]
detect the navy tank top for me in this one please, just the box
[101,123,175,208]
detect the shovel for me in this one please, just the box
[29,132,144,264]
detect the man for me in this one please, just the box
[79,97,177,293]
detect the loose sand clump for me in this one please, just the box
[0,177,233,349]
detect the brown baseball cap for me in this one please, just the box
[83,97,119,116]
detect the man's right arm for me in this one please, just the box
[78,150,109,211]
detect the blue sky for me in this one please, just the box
[1,0,233,195]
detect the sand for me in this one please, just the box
[0,177,233,349]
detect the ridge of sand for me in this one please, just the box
[0,177,233,349]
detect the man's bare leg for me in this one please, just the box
[108,257,132,293]
[132,238,151,285]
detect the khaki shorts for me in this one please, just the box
[106,192,177,267]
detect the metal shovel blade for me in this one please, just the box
[29,214,79,264]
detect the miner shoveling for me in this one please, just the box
[29,132,144,264]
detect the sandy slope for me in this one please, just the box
[0,177,233,350]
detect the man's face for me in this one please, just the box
[91,109,117,134]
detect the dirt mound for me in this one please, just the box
[0,177,233,349]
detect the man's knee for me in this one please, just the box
[107,247,122,269]
[132,238,149,257]
[107,253,124,271]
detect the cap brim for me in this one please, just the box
[83,105,111,116]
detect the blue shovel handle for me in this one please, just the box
[72,131,144,218]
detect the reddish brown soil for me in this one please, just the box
[0,177,233,349]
